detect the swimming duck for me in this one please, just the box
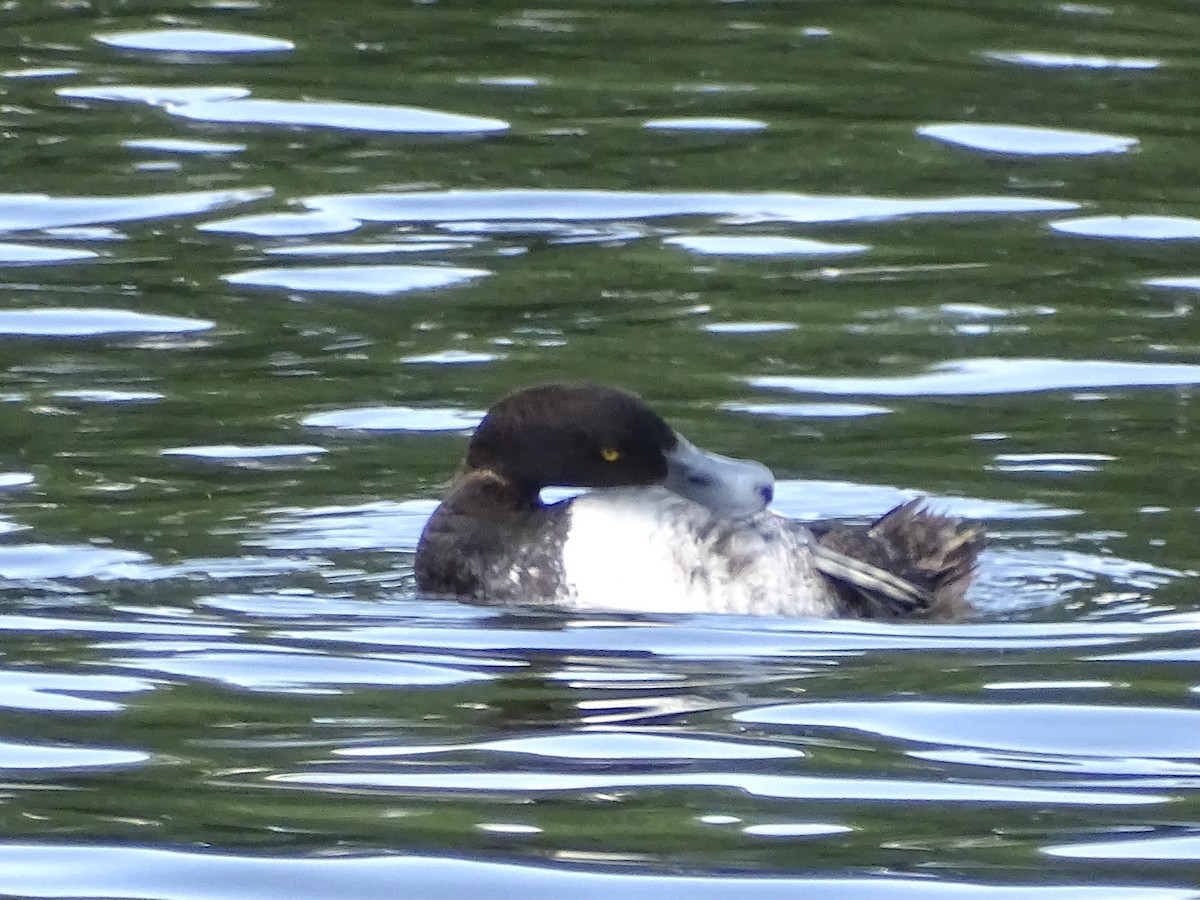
[414,382,983,619]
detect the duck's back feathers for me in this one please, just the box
[808,499,984,621]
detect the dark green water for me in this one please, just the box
[1,0,1199,897]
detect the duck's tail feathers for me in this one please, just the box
[810,499,985,620]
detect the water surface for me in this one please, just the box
[1,0,1199,897]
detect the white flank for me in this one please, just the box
[561,489,704,614]
[559,487,833,617]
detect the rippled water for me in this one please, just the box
[2,0,1199,897]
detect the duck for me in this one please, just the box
[414,382,983,620]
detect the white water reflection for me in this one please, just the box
[1050,215,1200,239]
[749,358,1200,397]
[274,769,1161,806]
[0,243,97,264]
[171,99,510,134]
[161,444,327,460]
[59,84,508,134]
[123,137,246,154]
[704,322,797,334]
[914,747,1200,777]
[0,186,270,230]
[199,212,360,236]
[770,478,1077,521]
[724,401,889,418]
[0,670,153,712]
[467,76,541,87]
[111,646,492,691]
[744,823,853,837]
[990,452,1114,474]
[0,308,213,336]
[0,543,151,578]
[58,85,252,106]
[3,67,79,78]
[96,29,295,54]
[918,123,1137,155]
[224,264,489,294]
[341,731,802,761]
[983,50,1159,69]
[665,235,869,256]
[0,740,149,770]
[1145,276,1200,291]
[285,618,1169,658]
[734,700,1200,759]
[304,188,1078,225]
[52,389,164,403]
[400,349,501,364]
[1044,835,1200,861]
[301,406,483,431]
[644,117,768,131]
[0,843,1190,900]
[264,239,475,257]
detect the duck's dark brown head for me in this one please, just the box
[460,381,774,514]
[465,382,675,493]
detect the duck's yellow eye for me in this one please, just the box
[601,447,621,462]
